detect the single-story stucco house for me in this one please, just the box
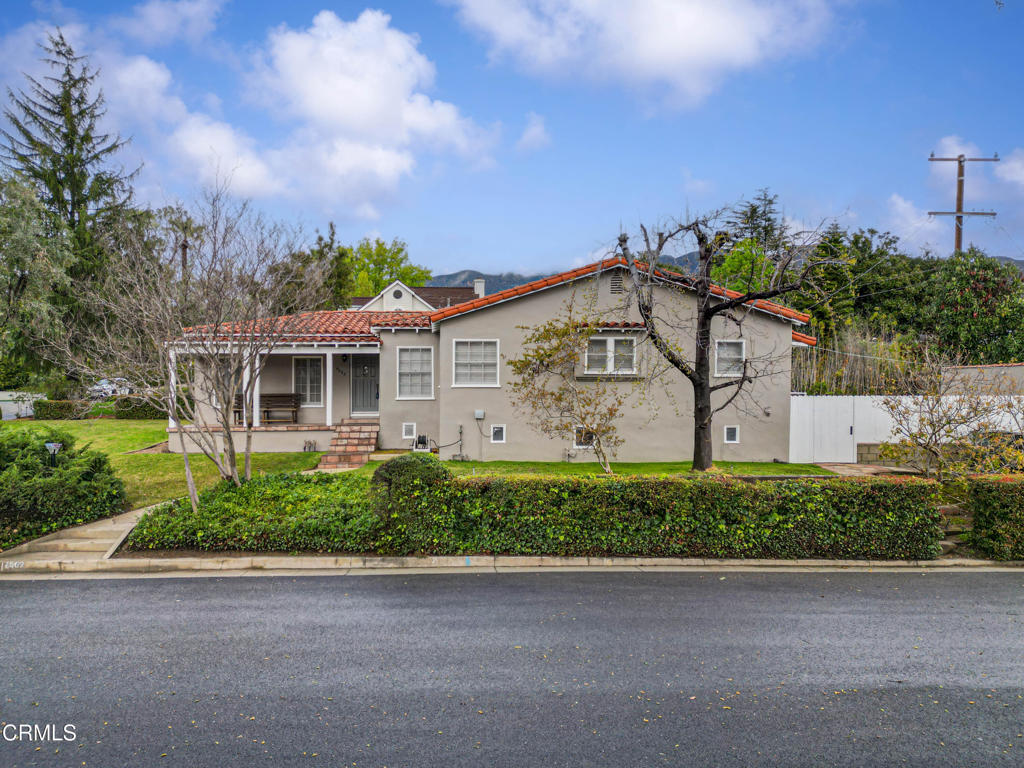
[168,257,817,468]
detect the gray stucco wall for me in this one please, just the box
[377,329,440,450]
[433,270,794,463]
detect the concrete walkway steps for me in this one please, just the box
[0,507,148,566]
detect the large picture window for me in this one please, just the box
[293,357,323,406]
[397,347,434,399]
[714,340,746,377]
[453,340,499,386]
[585,336,636,374]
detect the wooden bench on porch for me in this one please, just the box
[233,393,301,425]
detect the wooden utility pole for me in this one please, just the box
[927,152,998,252]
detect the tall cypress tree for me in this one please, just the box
[1,29,134,280]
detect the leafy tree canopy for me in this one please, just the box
[350,237,431,296]
[929,247,1024,364]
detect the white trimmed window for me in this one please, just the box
[397,347,433,399]
[574,426,596,449]
[714,340,746,377]
[724,425,740,444]
[490,424,506,443]
[402,422,416,440]
[453,340,499,386]
[293,357,323,406]
[585,336,636,374]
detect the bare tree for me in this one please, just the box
[881,354,1015,480]
[618,209,847,470]
[507,292,636,473]
[40,186,328,511]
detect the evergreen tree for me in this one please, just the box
[1,29,134,280]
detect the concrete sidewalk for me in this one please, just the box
[1,550,1020,579]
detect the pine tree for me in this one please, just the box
[1,29,134,279]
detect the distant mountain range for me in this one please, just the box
[429,253,1024,291]
[428,253,701,292]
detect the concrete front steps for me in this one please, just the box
[938,504,973,557]
[316,419,380,470]
[0,509,145,566]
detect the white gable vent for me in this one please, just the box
[610,272,625,294]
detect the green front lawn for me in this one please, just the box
[439,460,831,477]
[1,419,323,508]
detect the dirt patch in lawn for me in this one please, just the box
[123,441,169,454]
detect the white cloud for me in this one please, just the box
[168,113,283,197]
[112,0,225,46]
[515,111,550,152]
[445,0,832,103]
[995,148,1024,187]
[254,10,494,156]
[885,193,947,253]
[681,167,712,198]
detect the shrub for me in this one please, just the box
[964,477,1024,560]
[113,396,164,420]
[0,427,127,550]
[128,473,379,553]
[126,471,942,560]
[442,475,941,560]
[33,399,89,420]
[371,453,451,494]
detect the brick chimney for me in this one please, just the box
[473,278,486,298]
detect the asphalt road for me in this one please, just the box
[1,572,1023,767]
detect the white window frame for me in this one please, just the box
[584,335,637,375]
[402,422,417,440]
[714,339,746,378]
[292,356,324,407]
[490,424,506,444]
[396,346,434,400]
[724,425,740,444]
[573,425,596,450]
[451,339,501,388]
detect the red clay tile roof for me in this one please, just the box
[791,330,818,347]
[428,256,812,325]
[182,310,430,343]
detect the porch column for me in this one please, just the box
[325,350,334,426]
[241,360,251,426]
[252,356,261,428]
[167,349,177,429]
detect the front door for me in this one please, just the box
[351,355,379,414]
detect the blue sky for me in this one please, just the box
[1,0,1022,275]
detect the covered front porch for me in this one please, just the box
[241,343,381,428]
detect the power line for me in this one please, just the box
[927,152,999,252]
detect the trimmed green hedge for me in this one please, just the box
[965,477,1024,560]
[33,399,89,420]
[0,427,127,551]
[127,469,942,560]
[113,396,163,419]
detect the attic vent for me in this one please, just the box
[610,273,625,294]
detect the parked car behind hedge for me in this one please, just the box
[0,427,127,551]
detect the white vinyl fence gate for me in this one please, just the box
[789,396,900,464]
